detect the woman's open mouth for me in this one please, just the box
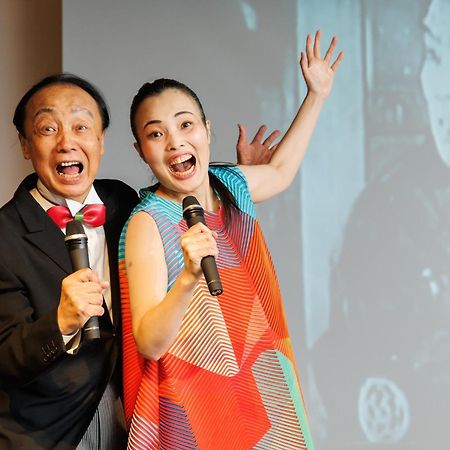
[169,154,196,177]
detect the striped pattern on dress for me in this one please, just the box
[119,165,315,449]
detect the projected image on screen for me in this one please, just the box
[304,0,450,448]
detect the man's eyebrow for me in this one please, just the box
[33,106,95,120]
[71,107,94,119]
[33,107,54,119]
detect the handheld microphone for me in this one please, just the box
[182,196,223,296]
[64,219,101,340]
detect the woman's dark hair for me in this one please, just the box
[130,78,240,223]
[13,73,110,137]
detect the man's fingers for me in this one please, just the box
[85,303,105,317]
[262,130,281,148]
[66,279,105,295]
[237,123,248,145]
[251,124,267,143]
[68,268,99,283]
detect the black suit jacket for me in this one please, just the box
[0,173,139,449]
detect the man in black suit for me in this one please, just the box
[0,74,139,449]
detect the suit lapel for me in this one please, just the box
[15,175,72,274]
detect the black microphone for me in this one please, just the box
[182,196,223,296]
[64,219,100,340]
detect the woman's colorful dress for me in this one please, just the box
[119,166,314,449]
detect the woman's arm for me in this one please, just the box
[240,30,343,203]
[125,211,218,360]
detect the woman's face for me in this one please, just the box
[133,88,211,202]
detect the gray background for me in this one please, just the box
[4,0,445,448]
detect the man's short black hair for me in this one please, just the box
[13,73,110,137]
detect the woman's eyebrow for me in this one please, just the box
[143,111,194,129]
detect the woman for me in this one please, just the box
[120,31,343,449]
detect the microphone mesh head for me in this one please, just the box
[182,196,204,222]
[182,195,200,211]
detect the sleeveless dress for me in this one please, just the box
[119,166,314,449]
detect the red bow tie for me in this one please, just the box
[47,204,106,228]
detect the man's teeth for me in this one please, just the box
[57,161,82,177]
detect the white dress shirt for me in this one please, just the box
[30,180,112,350]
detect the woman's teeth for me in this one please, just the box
[169,155,195,174]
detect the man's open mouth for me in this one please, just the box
[56,161,84,177]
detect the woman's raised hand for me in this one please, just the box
[300,30,344,98]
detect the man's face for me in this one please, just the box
[421,0,450,166]
[19,83,105,202]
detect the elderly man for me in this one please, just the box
[0,74,138,449]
